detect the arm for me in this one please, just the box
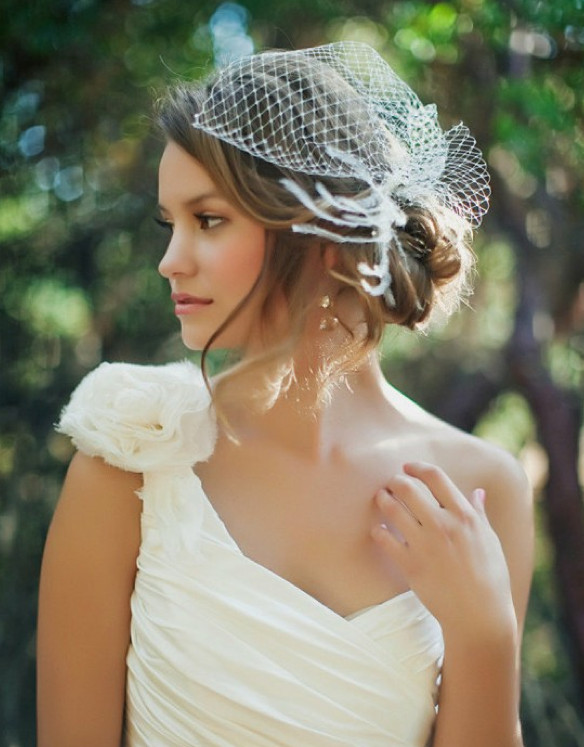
[37,452,143,747]
[431,454,532,747]
[372,455,533,747]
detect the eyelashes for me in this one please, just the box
[197,215,223,230]
[154,217,173,232]
[153,215,224,233]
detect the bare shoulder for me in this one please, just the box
[385,381,531,502]
[382,380,532,508]
[59,449,143,512]
[37,453,143,746]
[50,451,143,553]
[432,422,531,509]
[41,449,143,618]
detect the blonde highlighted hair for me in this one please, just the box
[156,76,474,415]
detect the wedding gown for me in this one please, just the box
[58,361,444,746]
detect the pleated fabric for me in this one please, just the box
[58,361,444,747]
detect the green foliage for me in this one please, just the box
[475,391,536,452]
[2,1,584,744]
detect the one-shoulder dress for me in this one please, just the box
[57,361,444,747]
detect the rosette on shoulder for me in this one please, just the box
[57,361,216,473]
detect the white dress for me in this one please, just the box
[58,361,444,747]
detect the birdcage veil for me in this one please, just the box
[191,41,490,306]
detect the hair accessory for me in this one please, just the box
[192,41,490,307]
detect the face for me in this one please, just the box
[157,141,267,351]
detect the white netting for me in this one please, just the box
[191,41,490,303]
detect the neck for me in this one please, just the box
[219,352,391,461]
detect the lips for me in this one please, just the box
[171,292,213,315]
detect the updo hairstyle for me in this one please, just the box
[156,58,474,409]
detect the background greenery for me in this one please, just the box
[1,0,584,744]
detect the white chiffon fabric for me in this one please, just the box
[58,361,444,747]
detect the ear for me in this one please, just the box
[322,244,340,270]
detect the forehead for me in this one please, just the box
[158,141,218,200]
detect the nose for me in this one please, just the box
[158,229,198,279]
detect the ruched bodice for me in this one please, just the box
[58,361,444,746]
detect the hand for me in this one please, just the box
[371,462,517,644]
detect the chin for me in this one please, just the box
[180,330,245,352]
[178,328,208,351]
[178,314,259,352]
[181,339,205,352]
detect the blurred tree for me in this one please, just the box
[1,1,583,745]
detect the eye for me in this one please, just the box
[196,214,223,230]
[154,216,173,233]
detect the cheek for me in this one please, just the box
[218,232,266,294]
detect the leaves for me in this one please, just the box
[2,1,584,743]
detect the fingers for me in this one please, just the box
[375,488,420,541]
[402,461,469,515]
[371,518,409,563]
[375,462,488,534]
[379,470,441,529]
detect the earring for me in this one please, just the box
[318,294,339,331]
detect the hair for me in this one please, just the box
[156,61,475,417]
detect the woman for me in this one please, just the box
[37,42,533,746]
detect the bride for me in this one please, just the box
[37,42,533,747]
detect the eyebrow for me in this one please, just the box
[158,192,224,212]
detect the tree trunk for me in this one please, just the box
[508,274,584,692]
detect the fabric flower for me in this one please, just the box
[57,361,216,473]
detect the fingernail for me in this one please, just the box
[371,524,387,540]
[473,488,486,504]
